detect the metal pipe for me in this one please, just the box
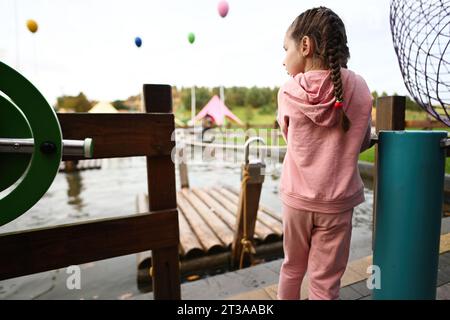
[0,138,93,158]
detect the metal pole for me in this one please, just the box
[373,130,447,299]
[191,86,196,126]
[0,138,93,157]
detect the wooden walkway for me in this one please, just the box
[229,233,450,300]
[134,233,450,300]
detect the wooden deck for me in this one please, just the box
[138,185,282,260]
[229,233,450,300]
[134,232,450,300]
[136,185,283,290]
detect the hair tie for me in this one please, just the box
[334,99,344,109]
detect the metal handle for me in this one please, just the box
[0,138,94,158]
[244,137,266,165]
[440,138,450,148]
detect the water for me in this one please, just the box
[0,157,374,299]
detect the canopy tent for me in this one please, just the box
[194,95,243,126]
[88,101,118,113]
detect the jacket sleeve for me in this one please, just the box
[277,89,289,143]
[360,115,372,153]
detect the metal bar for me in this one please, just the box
[0,138,93,157]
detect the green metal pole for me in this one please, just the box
[373,130,447,300]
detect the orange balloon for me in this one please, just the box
[26,20,38,33]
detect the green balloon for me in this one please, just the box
[188,32,195,44]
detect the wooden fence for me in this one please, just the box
[0,84,181,299]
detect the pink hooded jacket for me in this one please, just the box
[277,68,373,213]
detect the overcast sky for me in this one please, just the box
[0,0,407,105]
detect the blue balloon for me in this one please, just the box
[135,37,142,48]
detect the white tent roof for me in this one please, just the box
[88,101,118,113]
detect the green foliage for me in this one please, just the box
[180,87,212,111]
[112,100,130,111]
[245,105,254,122]
[246,86,266,108]
[56,92,92,112]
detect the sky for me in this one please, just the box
[0,0,408,105]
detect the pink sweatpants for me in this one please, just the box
[277,203,353,300]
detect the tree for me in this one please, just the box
[56,92,92,112]
[246,86,266,108]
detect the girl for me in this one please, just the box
[277,7,373,300]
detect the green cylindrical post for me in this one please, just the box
[373,130,447,300]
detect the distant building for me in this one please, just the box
[88,101,118,113]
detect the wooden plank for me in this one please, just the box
[177,203,205,259]
[183,188,234,246]
[219,187,283,234]
[177,191,225,253]
[58,113,174,160]
[152,245,180,300]
[135,193,152,270]
[223,186,282,222]
[208,188,276,242]
[178,147,190,188]
[373,96,405,249]
[143,84,180,300]
[147,156,177,211]
[0,210,178,280]
[231,180,263,269]
[192,188,237,229]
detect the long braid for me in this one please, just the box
[288,7,351,132]
[326,14,351,132]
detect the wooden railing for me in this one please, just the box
[0,84,181,299]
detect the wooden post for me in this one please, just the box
[143,84,181,300]
[231,164,265,269]
[179,148,190,189]
[373,96,405,248]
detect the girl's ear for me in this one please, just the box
[300,36,312,57]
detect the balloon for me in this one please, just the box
[217,1,229,18]
[135,37,142,48]
[188,32,195,44]
[26,19,38,33]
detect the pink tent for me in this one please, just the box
[194,95,243,126]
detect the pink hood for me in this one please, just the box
[277,68,373,213]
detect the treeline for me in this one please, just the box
[175,86,279,114]
[54,88,422,113]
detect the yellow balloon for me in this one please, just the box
[26,19,38,33]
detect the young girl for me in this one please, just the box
[277,7,373,300]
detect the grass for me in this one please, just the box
[359,146,450,174]
[175,105,276,126]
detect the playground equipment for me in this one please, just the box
[0,61,92,226]
[390,0,450,125]
[0,61,181,299]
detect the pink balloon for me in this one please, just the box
[217,1,229,18]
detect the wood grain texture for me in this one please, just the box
[0,210,178,280]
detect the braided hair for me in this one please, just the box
[288,7,351,132]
